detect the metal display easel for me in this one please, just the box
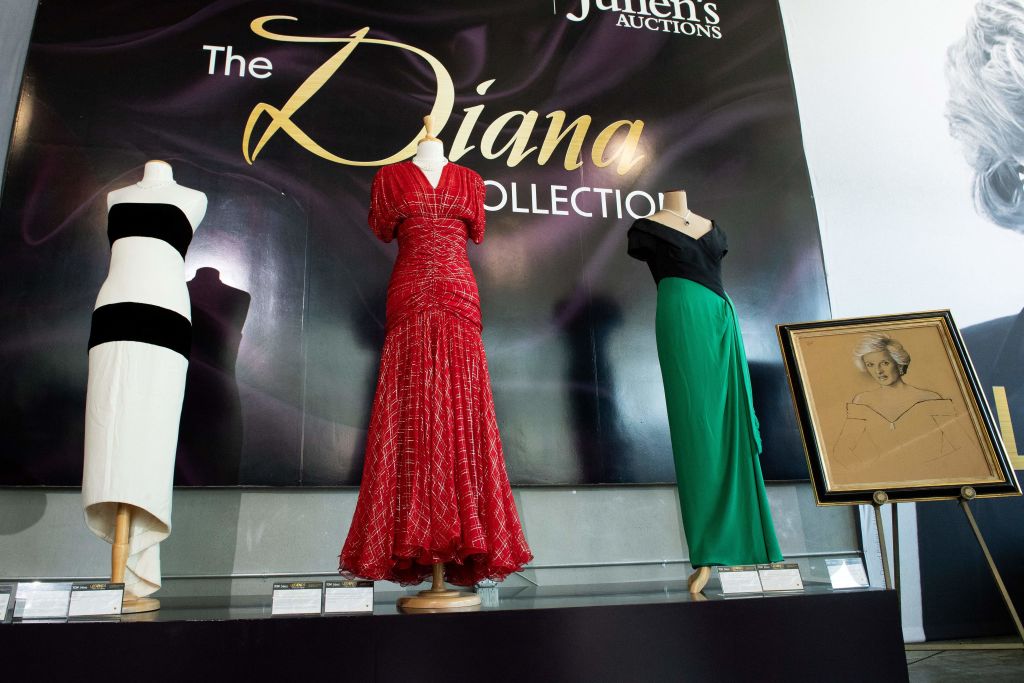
[871,486,1024,645]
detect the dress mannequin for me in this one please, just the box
[627,189,783,595]
[648,190,713,239]
[83,160,206,613]
[404,116,478,611]
[411,116,448,189]
[341,115,531,609]
[647,189,713,593]
[105,161,207,228]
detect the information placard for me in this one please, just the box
[757,563,805,592]
[718,566,764,594]
[0,585,12,623]
[68,583,124,617]
[15,582,72,619]
[826,558,870,589]
[271,582,323,616]
[324,580,373,614]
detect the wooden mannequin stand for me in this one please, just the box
[397,563,481,611]
[112,503,160,614]
[688,566,711,594]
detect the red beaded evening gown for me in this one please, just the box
[339,161,532,586]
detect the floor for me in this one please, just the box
[906,645,1024,681]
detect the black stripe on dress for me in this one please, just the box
[88,302,192,359]
[108,203,194,259]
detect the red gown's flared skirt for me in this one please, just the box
[340,308,532,586]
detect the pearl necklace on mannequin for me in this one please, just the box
[662,208,693,226]
[136,178,176,189]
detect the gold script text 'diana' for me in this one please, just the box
[243,16,646,174]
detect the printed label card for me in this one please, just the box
[68,583,124,617]
[323,580,374,614]
[718,565,764,594]
[15,582,73,620]
[0,585,13,623]
[757,563,805,592]
[271,582,324,616]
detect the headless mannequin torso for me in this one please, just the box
[411,139,448,189]
[106,160,207,226]
[99,162,207,317]
[647,190,713,240]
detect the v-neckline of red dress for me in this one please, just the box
[405,159,453,192]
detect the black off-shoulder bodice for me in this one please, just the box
[627,217,728,299]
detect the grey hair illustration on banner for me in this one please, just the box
[946,0,1024,233]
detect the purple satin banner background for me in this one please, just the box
[0,0,829,486]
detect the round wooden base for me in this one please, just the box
[397,589,482,612]
[688,567,711,594]
[121,596,160,614]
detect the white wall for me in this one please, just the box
[780,0,1024,326]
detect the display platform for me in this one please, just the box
[1,579,907,681]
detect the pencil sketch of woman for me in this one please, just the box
[831,335,994,486]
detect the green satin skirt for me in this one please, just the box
[655,277,783,567]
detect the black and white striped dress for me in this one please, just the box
[82,202,194,597]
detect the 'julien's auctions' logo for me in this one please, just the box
[565,0,722,39]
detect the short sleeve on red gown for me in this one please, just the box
[368,167,400,242]
[467,172,486,244]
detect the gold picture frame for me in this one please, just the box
[777,311,1021,505]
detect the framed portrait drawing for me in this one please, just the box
[777,311,1021,505]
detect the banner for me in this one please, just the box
[0,0,828,486]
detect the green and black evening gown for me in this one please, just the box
[628,218,782,567]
